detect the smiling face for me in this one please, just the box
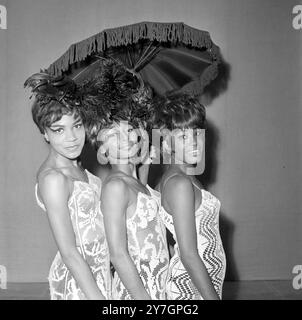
[97,121,142,164]
[165,128,205,165]
[44,112,86,161]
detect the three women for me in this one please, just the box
[26,60,226,300]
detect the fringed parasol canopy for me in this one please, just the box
[47,21,221,97]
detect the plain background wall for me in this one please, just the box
[0,0,8,277]
[0,0,301,282]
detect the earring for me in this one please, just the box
[44,135,50,144]
[97,146,108,165]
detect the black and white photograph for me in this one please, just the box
[0,0,301,306]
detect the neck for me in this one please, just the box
[49,148,79,169]
[169,164,190,175]
[111,163,137,178]
[169,154,194,176]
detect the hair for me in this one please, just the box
[25,73,86,134]
[87,97,149,149]
[80,59,152,149]
[31,99,84,134]
[151,92,206,131]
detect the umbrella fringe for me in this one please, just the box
[180,61,219,96]
[47,22,218,77]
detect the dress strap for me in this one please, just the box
[191,181,203,192]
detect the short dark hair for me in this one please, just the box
[24,72,85,134]
[32,99,83,134]
[151,92,206,131]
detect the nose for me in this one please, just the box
[129,131,138,144]
[120,129,137,145]
[65,128,77,141]
[193,129,202,144]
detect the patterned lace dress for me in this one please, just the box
[112,185,169,300]
[35,170,111,300]
[159,180,226,300]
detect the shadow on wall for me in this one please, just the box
[220,213,239,296]
[199,56,239,284]
[200,56,231,107]
[196,118,239,283]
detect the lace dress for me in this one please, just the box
[160,182,226,300]
[112,185,169,300]
[35,170,111,300]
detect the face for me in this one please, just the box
[97,121,141,164]
[44,112,85,160]
[166,128,205,165]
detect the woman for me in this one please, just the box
[98,101,169,300]
[153,93,226,300]
[81,58,169,299]
[25,73,111,300]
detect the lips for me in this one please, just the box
[65,145,79,151]
[120,142,139,152]
[190,149,201,156]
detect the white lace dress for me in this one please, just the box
[112,185,169,300]
[159,184,226,300]
[35,170,111,300]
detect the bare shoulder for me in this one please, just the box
[162,173,194,211]
[38,168,70,198]
[102,174,129,199]
[101,175,131,216]
[164,173,193,194]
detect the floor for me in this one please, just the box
[0,281,301,300]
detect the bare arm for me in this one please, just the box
[101,178,151,300]
[39,171,105,300]
[164,176,220,300]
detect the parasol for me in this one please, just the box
[47,21,221,97]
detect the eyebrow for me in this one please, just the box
[50,119,82,128]
[50,124,64,128]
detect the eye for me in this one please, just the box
[128,127,133,133]
[74,123,83,129]
[51,128,64,134]
[182,134,188,140]
[107,132,117,138]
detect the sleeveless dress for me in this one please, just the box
[159,178,226,300]
[112,185,169,300]
[35,170,111,300]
